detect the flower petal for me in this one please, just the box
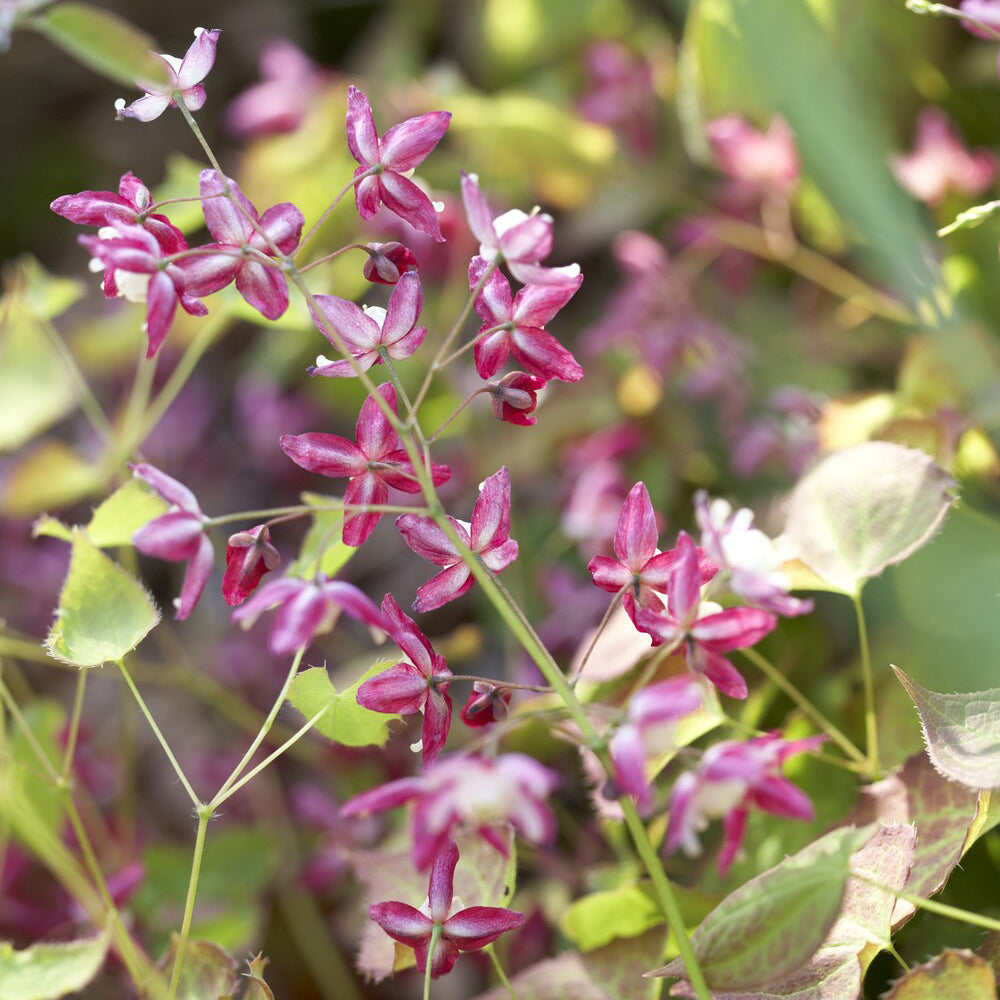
[512,274,582,327]
[691,607,777,652]
[460,173,497,250]
[379,110,451,172]
[396,515,462,565]
[614,482,658,569]
[422,686,452,764]
[356,663,428,714]
[144,271,180,358]
[174,533,214,621]
[280,432,365,478]
[427,838,458,923]
[470,466,511,554]
[381,271,422,345]
[199,169,256,245]
[444,906,526,950]
[509,327,583,382]
[131,463,200,512]
[346,85,379,167]
[356,383,401,461]
[378,172,445,242]
[255,201,304,255]
[236,259,289,320]
[342,474,388,548]
[176,27,220,90]
[413,563,474,612]
[369,902,433,946]
[497,213,552,263]
[310,294,380,355]
[381,593,435,676]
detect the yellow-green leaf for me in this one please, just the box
[884,949,998,1000]
[0,930,110,1000]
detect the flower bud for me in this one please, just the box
[459,681,512,728]
[362,242,418,285]
[487,372,546,426]
[222,524,280,606]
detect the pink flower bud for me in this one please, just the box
[459,682,512,728]
[362,241,419,285]
[222,524,280,606]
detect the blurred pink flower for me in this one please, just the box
[706,114,799,202]
[959,0,1000,39]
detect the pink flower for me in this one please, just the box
[706,115,799,201]
[577,41,657,156]
[370,839,525,979]
[79,221,207,357]
[891,107,997,206]
[50,172,186,254]
[694,492,812,617]
[308,271,426,377]
[609,676,708,812]
[130,464,213,621]
[346,85,451,241]
[633,532,777,699]
[959,0,1000,39]
[222,524,280,606]
[281,383,450,547]
[396,467,518,612]
[362,241,419,285]
[180,170,303,320]
[460,172,581,286]
[356,594,453,764]
[460,683,511,728]
[231,573,386,656]
[485,372,547,426]
[666,734,823,874]
[588,482,716,627]
[115,28,221,122]
[341,753,559,870]
[468,257,583,381]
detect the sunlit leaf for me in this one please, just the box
[779,442,956,596]
[34,480,169,548]
[1,440,104,517]
[285,494,354,580]
[0,930,110,1000]
[46,529,159,667]
[561,885,662,951]
[883,949,998,1000]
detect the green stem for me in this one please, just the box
[485,943,519,1000]
[115,658,200,807]
[296,176,371,260]
[166,806,212,1000]
[117,336,157,460]
[740,647,867,764]
[852,592,880,777]
[905,0,1000,40]
[571,586,628,685]
[60,670,88,778]
[424,925,442,1000]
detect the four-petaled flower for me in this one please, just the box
[346,85,451,241]
[281,383,450,547]
[356,594,453,764]
[666,733,823,874]
[460,172,581,286]
[181,169,304,320]
[116,27,221,122]
[131,463,213,621]
[309,271,426,377]
[370,839,525,979]
[468,257,583,382]
[633,532,776,699]
[396,466,518,612]
[79,221,207,357]
[222,524,280,606]
[231,572,387,656]
[341,752,559,870]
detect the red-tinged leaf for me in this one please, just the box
[894,667,1000,791]
[882,949,998,1000]
[778,442,956,596]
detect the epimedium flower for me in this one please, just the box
[340,752,559,870]
[308,270,426,377]
[362,241,419,285]
[666,733,824,875]
[468,257,583,382]
[115,27,221,122]
[222,524,280,606]
[485,372,547,427]
[356,593,453,764]
[346,85,451,241]
[396,466,518,612]
[231,571,386,656]
[130,463,213,621]
[706,114,800,204]
[370,839,525,979]
[180,169,304,320]
[633,532,777,699]
[460,172,581,286]
[79,220,208,357]
[280,383,450,547]
[460,682,511,728]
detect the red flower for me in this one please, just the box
[362,241,419,285]
[222,524,280,606]
[459,683,511,728]
[486,372,547,426]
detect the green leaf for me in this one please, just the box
[883,949,998,1000]
[156,938,237,1000]
[0,930,110,1000]
[650,825,877,990]
[561,884,662,951]
[32,3,166,88]
[286,662,397,749]
[5,700,66,837]
[242,955,276,1000]
[285,494,355,580]
[894,668,1000,791]
[2,255,85,322]
[1,440,104,517]
[779,442,956,596]
[45,529,160,667]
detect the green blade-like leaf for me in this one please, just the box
[894,668,1000,791]
[286,662,397,748]
[0,930,110,1000]
[45,529,160,667]
[883,949,998,1000]
[779,442,956,596]
[32,2,166,87]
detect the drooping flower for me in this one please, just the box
[485,372,547,426]
[891,107,997,206]
[693,492,812,617]
[115,27,221,122]
[370,839,525,979]
[460,682,511,728]
[231,572,386,656]
[50,172,186,254]
[281,383,450,547]
[633,532,777,699]
[346,85,451,241]
[180,170,303,320]
[222,524,280,606]
[341,753,559,870]
[460,172,581,286]
[130,463,213,621]
[666,733,823,874]
[79,221,208,357]
[468,257,583,381]
[588,482,716,627]
[308,271,426,376]
[356,594,453,764]
[361,241,419,285]
[396,467,518,612]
